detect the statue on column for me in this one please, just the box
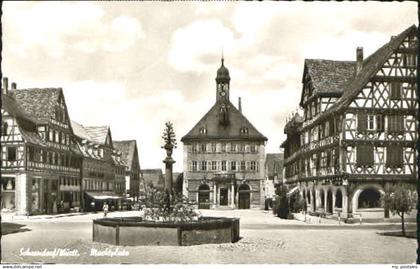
[162,121,177,212]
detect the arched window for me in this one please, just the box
[240,127,249,134]
[358,188,381,208]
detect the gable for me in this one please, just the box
[181,101,267,142]
[313,25,417,122]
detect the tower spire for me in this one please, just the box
[221,48,224,66]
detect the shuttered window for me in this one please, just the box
[356,145,374,166]
[388,115,404,134]
[376,115,384,132]
[390,82,402,100]
[357,114,367,132]
[386,145,403,167]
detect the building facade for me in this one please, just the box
[181,59,267,209]
[264,153,284,199]
[71,121,126,211]
[281,25,418,220]
[1,81,83,215]
[114,140,141,201]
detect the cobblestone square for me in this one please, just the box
[2,210,416,264]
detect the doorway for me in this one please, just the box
[238,184,250,209]
[219,188,228,206]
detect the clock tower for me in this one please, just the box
[215,58,230,103]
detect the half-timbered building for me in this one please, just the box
[71,121,127,211]
[181,59,267,209]
[281,25,418,221]
[1,80,83,215]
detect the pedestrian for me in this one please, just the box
[103,202,109,217]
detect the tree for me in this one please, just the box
[383,183,417,236]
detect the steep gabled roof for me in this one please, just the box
[70,120,91,141]
[320,24,417,120]
[11,88,62,124]
[141,169,164,188]
[265,153,284,179]
[2,94,39,124]
[114,140,138,170]
[181,101,267,142]
[305,59,356,96]
[83,126,110,145]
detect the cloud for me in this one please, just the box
[167,19,236,73]
[3,2,144,57]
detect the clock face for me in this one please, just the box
[220,90,226,97]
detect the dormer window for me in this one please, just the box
[199,127,207,134]
[240,127,249,134]
[1,121,8,135]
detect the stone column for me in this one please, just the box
[309,188,315,212]
[213,183,217,208]
[332,191,336,214]
[342,191,349,218]
[324,189,328,212]
[230,183,235,208]
[15,173,28,216]
[163,144,175,194]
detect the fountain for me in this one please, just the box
[93,122,240,246]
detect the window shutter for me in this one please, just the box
[357,114,367,132]
[376,115,384,132]
[357,145,374,166]
[387,146,403,167]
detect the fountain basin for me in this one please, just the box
[93,216,240,246]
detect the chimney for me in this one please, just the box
[2,77,8,95]
[390,35,396,41]
[356,47,364,74]
[11,82,16,90]
[238,97,242,113]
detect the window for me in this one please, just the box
[388,115,404,134]
[250,144,256,153]
[231,143,236,152]
[192,161,197,172]
[357,114,367,132]
[55,131,59,143]
[211,143,216,152]
[192,144,197,153]
[367,115,375,130]
[28,146,35,161]
[325,121,330,137]
[240,161,246,171]
[221,143,226,153]
[199,127,207,134]
[403,54,416,67]
[221,161,226,171]
[7,147,17,161]
[211,161,217,171]
[387,145,403,167]
[231,161,237,171]
[240,127,249,134]
[49,130,53,142]
[1,121,8,135]
[200,144,206,153]
[200,161,207,171]
[239,143,245,152]
[390,82,402,100]
[357,145,374,166]
[250,161,256,171]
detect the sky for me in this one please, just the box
[2,2,417,172]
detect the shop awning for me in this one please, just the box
[85,191,126,200]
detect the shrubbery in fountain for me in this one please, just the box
[142,187,199,223]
